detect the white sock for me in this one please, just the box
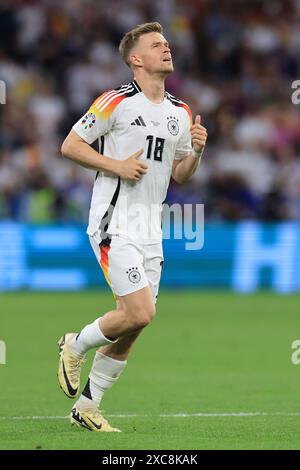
[77,351,127,408]
[69,319,118,356]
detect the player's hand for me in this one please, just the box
[117,148,148,181]
[191,115,207,153]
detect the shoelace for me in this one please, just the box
[82,408,119,431]
[82,408,108,426]
[91,409,108,425]
[68,355,85,382]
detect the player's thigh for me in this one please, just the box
[114,293,146,343]
[118,286,156,322]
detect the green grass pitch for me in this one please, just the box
[0,290,300,450]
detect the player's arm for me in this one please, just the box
[172,114,207,184]
[61,129,146,181]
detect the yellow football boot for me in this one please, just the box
[70,405,121,432]
[57,333,85,398]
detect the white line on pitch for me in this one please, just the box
[1,412,300,421]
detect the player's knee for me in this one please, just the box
[127,304,156,330]
[132,314,151,330]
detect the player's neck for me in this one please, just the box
[133,75,165,104]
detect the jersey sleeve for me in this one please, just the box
[174,104,193,160]
[72,91,121,144]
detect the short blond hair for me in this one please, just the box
[119,22,163,67]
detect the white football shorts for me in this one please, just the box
[89,232,164,302]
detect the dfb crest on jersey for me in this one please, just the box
[81,112,96,130]
[167,116,179,136]
[126,267,141,284]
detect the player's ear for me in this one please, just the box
[130,52,142,68]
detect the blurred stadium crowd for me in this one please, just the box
[1,0,300,222]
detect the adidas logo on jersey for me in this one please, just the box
[131,115,146,127]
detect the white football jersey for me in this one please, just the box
[72,80,193,244]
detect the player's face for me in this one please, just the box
[132,32,173,74]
